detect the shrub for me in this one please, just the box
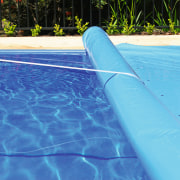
[75,16,89,36]
[2,19,16,36]
[53,24,65,36]
[122,18,135,35]
[31,24,42,37]
[106,15,119,35]
[144,22,155,35]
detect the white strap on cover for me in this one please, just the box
[0,58,139,80]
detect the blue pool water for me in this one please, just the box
[0,50,149,180]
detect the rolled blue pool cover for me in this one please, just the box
[83,26,180,180]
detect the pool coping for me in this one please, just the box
[0,35,180,49]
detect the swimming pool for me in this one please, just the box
[0,50,149,179]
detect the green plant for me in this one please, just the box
[110,0,127,27]
[2,19,16,36]
[75,16,89,36]
[31,24,42,37]
[154,7,167,26]
[53,24,65,36]
[127,0,143,27]
[154,0,180,29]
[106,15,119,35]
[168,19,177,34]
[122,18,135,35]
[110,0,144,32]
[144,22,155,35]
[163,0,180,26]
[92,0,107,9]
[176,28,180,33]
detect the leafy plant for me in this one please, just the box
[122,18,135,35]
[144,22,155,35]
[168,19,177,34]
[106,15,119,35]
[31,24,42,37]
[92,0,107,9]
[163,0,180,26]
[127,0,143,27]
[110,0,127,27]
[110,0,143,32]
[154,6,167,26]
[2,19,16,36]
[154,0,180,30]
[75,16,89,36]
[53,24,65,36]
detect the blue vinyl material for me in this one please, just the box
[83,26,180,180]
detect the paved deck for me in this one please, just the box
[0,35,180,49]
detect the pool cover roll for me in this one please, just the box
[83,26,180,180]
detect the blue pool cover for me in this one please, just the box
[83,27,180,180]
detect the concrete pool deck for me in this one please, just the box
[0,35,180,49]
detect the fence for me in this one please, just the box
[0,0,180,33]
